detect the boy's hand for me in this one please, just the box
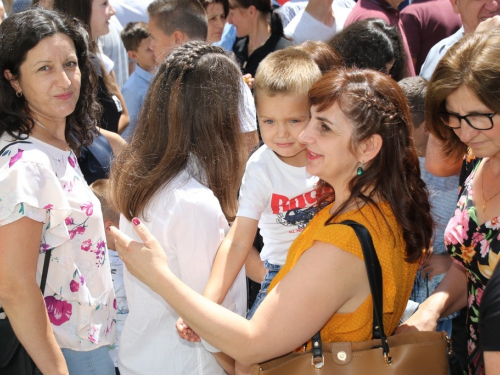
[176,317,201,342]
[242,74,254,90]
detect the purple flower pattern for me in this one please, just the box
[0,138,116,349]
[45,296,72,326]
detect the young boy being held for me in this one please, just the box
[120,22,156,141]
[178,48,321,334]
[179,48,322,374]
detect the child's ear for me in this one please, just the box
[127,50,138,61]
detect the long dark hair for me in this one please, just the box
[311,69,432,261]
[0,8,100,154]
[328,18,408,82]
[111,41,246,222]
[230,0,285,39]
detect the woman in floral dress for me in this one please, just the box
[0,9,116,375]
[398,29,500,375]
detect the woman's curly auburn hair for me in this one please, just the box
[0,8,101,155]
[311,68,433,261]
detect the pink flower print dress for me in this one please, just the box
[444,156,500,375]
[0,134,116,351]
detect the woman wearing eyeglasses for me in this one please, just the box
[398,29,500,375]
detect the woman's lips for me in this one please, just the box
[55,92,73,100]
[307,150,322,160]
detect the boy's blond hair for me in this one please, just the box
[90,179,120,223]
[253,48,322,103]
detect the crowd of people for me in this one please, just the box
[0,0,499,375]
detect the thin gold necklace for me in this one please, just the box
[34,119,67,143]
[480,160,500,212]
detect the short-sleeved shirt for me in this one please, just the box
[284,5,352,44]
[0,133,116,350]
[269,201,419,343]
[400,0,461,75]
[237,145,318,266]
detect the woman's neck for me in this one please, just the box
[488,154,500,176]
[247,15,271,55]
[305,0,335,26]
[30,117,69,151]
[328,183,379,215]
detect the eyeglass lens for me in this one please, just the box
[440,113,494,130]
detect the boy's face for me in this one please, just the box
[148,17,177,64]
[131,36,156,72]
[257,93,310,167]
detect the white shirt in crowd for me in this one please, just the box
[238,145,319,266]
[284,4,352,44]
[111,0,153,25]
[419,27,464,81]
[118,165,246,375]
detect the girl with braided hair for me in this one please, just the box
[110,41,247,375]
[109,68,433,370]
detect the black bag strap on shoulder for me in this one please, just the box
[0,250,52,315]
[310,219,392,366]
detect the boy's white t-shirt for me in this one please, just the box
[237,145,319,266]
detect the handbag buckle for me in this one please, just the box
[445,334,454,356]
[384,352,393,365]
[312,354,324,369]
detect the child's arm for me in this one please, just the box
[203,216,259,304]
[244,247,266,284]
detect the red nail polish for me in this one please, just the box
[132,218,141,226]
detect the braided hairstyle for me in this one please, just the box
[311,69,433,261]
[111,41,246,222]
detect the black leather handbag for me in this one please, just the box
[0,250,51,375]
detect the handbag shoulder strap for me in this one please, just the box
[0,250,51,315]
[310,220,392,366]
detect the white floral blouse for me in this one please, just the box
[0,133,116,351]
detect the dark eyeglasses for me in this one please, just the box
[438,112,496,130]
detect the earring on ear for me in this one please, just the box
[16,91,23,98]
[357,162,364,176]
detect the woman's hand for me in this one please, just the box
[420,254,453,281]
[176,317,201,342]
[395,305,440,334]
[109,218,169,288]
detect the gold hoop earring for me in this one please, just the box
[16,91,23,98]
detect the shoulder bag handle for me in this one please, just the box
[310,220,392,366]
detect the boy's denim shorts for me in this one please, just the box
[246,261,281,319]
